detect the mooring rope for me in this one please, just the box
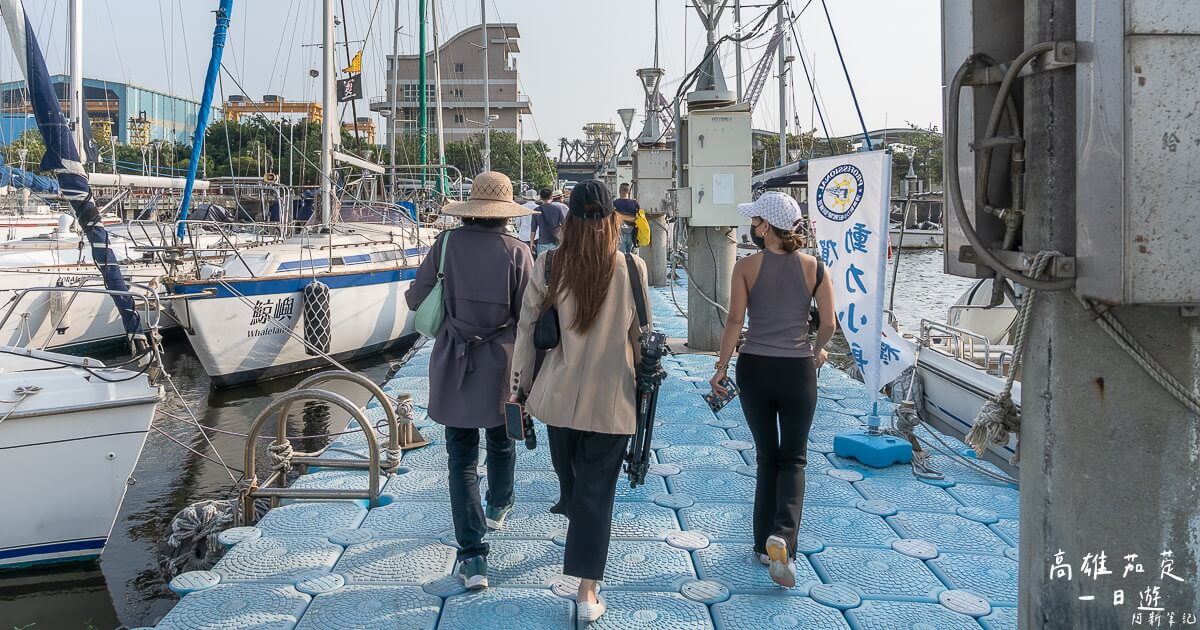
[965,250,1059,465]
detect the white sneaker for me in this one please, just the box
[756,552,770,566]
[765,535,796,588]
[577,593,607,623]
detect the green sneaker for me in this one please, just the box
[485,503,513,530]
[457,555,488,590]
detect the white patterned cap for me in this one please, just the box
[737,191,801,230]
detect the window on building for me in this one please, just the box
[452,88,464,98]
[453,113,465,124]
[454,63,465,73]
[400,83,437,101]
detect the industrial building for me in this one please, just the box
[0,75,210,146]
[370,23,533,149]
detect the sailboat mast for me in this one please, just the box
[388,0,401,194]
[418,0,428,179]
[68,0,83,154]
[432,0,445,168]
[320,0,336,225]
[480,0,490,172]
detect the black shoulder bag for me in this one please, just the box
[533,250,560,350]
[809,259,825,330]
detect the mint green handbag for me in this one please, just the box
[413,231,452,337]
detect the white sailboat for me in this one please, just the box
[168,0,431,386]
[0,337,160,569]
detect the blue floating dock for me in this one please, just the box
[154,278,1021,629]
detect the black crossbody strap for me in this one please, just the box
[625,253,649,329]
[815,259,825,289]
[543,250,553,287]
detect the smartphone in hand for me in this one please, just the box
[504,402,525,441]
[703,377,740,413]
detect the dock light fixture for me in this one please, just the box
[636,68,665,144]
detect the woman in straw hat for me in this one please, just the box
[404,171,535,590]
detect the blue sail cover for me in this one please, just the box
[0,154,60,193]
[177,0,233,239]
[0,0,141,337]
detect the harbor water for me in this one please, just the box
[0,249,973,629]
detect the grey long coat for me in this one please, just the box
[405,224,534,428]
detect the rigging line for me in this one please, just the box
[151,425,246,476]
[817,0,872,150]
[161,370,240,484]
[176,0,196,99]
[787,12,834,153]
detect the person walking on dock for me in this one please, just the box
[511,180,651,622]
[513,189,539,246]
[529,188,569,256]
[613,182,641,254]
[405,171,535,591]
[709,191,836,588]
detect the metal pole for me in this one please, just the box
[776,1,787,167]
[733,0,742,100]
[338,0,361,143]
[68,0,84,156]
[518,115,524,188]
[887,190,911,312]
[431,0,447,193]
[389,0,401,195]
[418,0,428,187]
[320,0,336,225]
[480,0,491,172]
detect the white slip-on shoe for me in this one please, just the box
[757,552,771,566]
[765,535,796,588]
[576,593,607,623]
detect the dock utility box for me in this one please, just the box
[1075,2,1200,305]
[686,103,752,227]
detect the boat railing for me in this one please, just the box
[919,318,997,373]
[0,285,165,357]
[237,371,403,524]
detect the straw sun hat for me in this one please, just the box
[442,171,536,219]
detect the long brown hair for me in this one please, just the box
[542,212,622,333]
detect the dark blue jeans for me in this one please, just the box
[444,424,515,560]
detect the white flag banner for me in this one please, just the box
[808,150,914,407]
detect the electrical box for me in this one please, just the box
[1075,1,1200,305]
[686,103,752,227]
[940,0,1025,278]
[633,148,674,216]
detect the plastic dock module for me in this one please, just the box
[152,286,1022,629]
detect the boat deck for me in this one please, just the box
[148,280,1020,630]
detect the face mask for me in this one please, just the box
[750,223,767,249]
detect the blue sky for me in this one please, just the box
[3,0,944,148]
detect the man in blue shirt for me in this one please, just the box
[613,182,640,254]
[530,188,569,256]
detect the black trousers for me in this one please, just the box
[736,353,817,558]
[547,425,630,581]
[444,424,515,561]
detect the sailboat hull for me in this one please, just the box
[0,351,159,571]
[174,268,419,386]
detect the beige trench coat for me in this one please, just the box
[511,252,652,436]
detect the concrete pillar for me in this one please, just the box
[1020,0,1200,627]
[686,225,734,351]
[642,213,670,287]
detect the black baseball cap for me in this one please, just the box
[568,179,614,219]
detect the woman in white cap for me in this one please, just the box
[708,191,837,588]
[405,171,535,590]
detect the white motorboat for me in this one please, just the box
[0,208,121,241]
[169,221,432,386]
[0,292,161,569]
[901,279,1020,474]
[889,222,945,249]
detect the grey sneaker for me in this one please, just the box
[485,503,513,530]
[457,556,488,590]
[765,535,796,588]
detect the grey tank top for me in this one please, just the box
[740,250,814,358]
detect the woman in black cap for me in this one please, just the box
[511,179,652,622]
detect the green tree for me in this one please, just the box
[2,129,46,169]
[435,132,555,190]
